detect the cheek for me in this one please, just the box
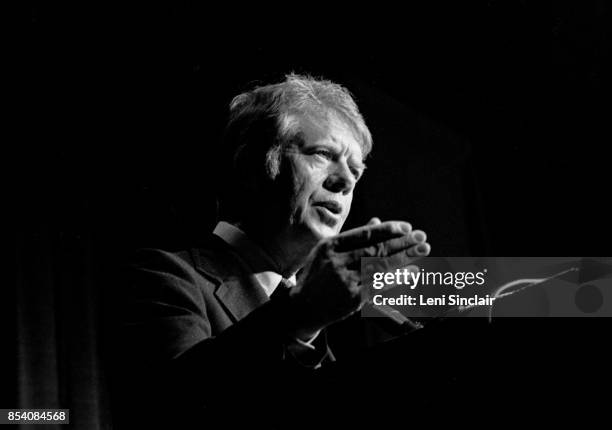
[293,165,325,202]
[337,194,354,227]
[345,193,354,212]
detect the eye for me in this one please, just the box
[350,167,363,181]
[312,149,335,160]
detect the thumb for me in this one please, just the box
[367,217,382,226]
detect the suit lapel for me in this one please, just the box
[214,275,269,321]
[190,236,269,322]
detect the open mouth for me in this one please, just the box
[313,201,342,215]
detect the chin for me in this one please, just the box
[313,226,337,239]
[305,219,342,240]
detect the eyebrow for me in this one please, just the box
[316,141,366,161]
[300,140,367,171]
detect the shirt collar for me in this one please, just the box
[213,221,296,296]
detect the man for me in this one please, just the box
[112,74,431,427]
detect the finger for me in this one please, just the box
[344,240,431,271]
[384,243,431,272]
[343,229,429,262]
[334,221,412,252]
[411,230,427,244]
[367,217,382,226]
[405,241,431,258]
[373,231,428,257]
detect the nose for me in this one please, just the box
[323,160,356,195]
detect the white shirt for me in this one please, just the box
[213,221,321,350]
[213,221,297,296]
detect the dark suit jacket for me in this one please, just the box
[111,234,331,428]
[109,234,537,428]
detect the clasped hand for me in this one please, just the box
[288,218,431,338]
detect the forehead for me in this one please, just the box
[290,112,364,161]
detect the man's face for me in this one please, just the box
[274,112,366,244]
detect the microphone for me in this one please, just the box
[364,303,424,335]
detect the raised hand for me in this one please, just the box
[288,218,431,338]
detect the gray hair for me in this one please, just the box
[219,73,372,220]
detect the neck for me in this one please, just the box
[237,221,316,278]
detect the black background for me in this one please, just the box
[18,1,610,425]
[25,1,610,256]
